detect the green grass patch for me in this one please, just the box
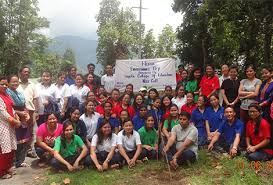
[43,150,273,185]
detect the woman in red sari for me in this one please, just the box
[0,77,21,179]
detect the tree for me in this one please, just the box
[63,47,76,71]
[156,24,176,58]
[96,0,140,67]
[142,29,156,58]
[0,0,49,76]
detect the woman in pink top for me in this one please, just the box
[35,113,63,162]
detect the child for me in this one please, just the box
[132,105,147,131]
[51,121,89,171]
[117,119,142,168]
[162,105,179,140]
[138,114,158,160]
[90,121,120,171]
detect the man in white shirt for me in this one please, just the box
[101,65,116,94]
[18,66,39,158]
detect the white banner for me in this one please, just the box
[115,58,176,92]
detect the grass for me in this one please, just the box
[43,150,273,185]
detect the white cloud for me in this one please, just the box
[38,0,182,39]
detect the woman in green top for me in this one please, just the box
[138,114,158,160]
[51,121,89,171]
[186,67,202,102]
[162,104,179,141]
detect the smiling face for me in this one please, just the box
[177,86,185,97]
[139,107,147,117]
[164,87,172,96]
[75,75,84,87]
[149,90,157,99]
[125,85,133,95]
[41,72,51,85]
[135,95,143,105]
[170,106,178,117]
[9,76,19,90]
[193,69,201,79]
[70,109,80,121]
[221,64,229,76]
[122,94,130,105]
[85,101,95,113]
[111,90,120,101]
[46,114,57,129]
[64,124,74,139]
[20,67,30,81]
[248,106,261,120]
[87,74,94,84]
[229,68,238,80]
[153,99,161,109]
[104,102,112,114]
[57,74,65,85]
[209,95,219,108]
[162,96,171,107]
[197,96,205,108]
[261,68,271,81]
[102,123,112,136]
[206,66,214,76]
[186,93,194,104]
[0,79,8,93]
[123,121,134,134]
[224,107,236,122]
[246,66,255,79]
[146,116,154,129]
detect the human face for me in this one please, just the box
[193,69,201,79]
[58,74,65,85]
[206,66,214,76]
[139,107,147,117]
[98,87,105,94]
[104,103,112,113]
[102,123,112,136]
[188,64,194,73]
[221,65,229,76]
[70,67,77,77]
[164,88,172,96]
[224,107,236,122]
[248,107,260,120]
[64,125,74,139]
[105,65,113,75]
[87,92,96,101]
[229,68,238,80]
[179,115,189,128]
[0,79,8,93]
[261,68,271,81]
[170,106,178,117]
[182,70,188,79]
[46,114,57,129]
[111,90,120,101]
[146,116,154,129]
[186,93,194,104]
[70,109,80,121]
[125,85,133,95]
[153,99,161,109]
[42,72,51,85]
[246,67,255,79]
[123,121,134,134]
[209,96,219,108]
[197,96,205,108]
[9,76,19,90]
[88,65,95,74]
[120,111,129,121]
[99,95,108,104]
[135,95,143,105]
[20,67,30,81]
[149,90,157,99]
[87,74,94,84]
[177,86,185,97]
[163,97,171,107]
[122,94,130,105]
[75,76,83,87]
[85,101,95,113]
[178,67,184,74]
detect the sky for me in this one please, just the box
[38,0,183,40]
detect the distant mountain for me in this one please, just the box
[47,35,102,74]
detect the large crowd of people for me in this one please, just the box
[0,62,272,179]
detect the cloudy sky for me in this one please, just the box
[38,0,183,40]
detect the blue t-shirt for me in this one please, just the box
[191,107,209,138]
[206,106,224,132]
[217,119,243,146]
[98,117,119,130]
[132,115,146,131]
[64,76,75,86]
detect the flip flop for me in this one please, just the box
[1,174,12,179]
[18,162,30,168]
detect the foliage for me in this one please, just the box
[0,0,49,76]
[173,0,273,69]
[141,29,156,59]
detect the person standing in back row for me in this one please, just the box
[101,65,116,94]
[85,63,101,91]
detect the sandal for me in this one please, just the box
[1,173,12,179]
[18,162,30,168]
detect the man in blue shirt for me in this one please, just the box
[132,105,147,131]
[208,106,243,157]
[64,66,77,86]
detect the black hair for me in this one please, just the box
[175,84,185,98]
[178,64,184,69]
[87,63,95,68]
[84,100,95,116]
[57,71,66,78]
[0,76,7,81]
[7,74,19,83]
[166,104,179,132]
[122,118,134,136]
[61,121,75,149]
[69,106,80,116]
[19,66,30,73]
[198,95,208,104]
[103,101,112,108]
[132,94,144,109]
[161,95,172,112]
[248,103,262,135]
[45,112,57,121]
[144,113,155,131]
[229,65,238,71]
[120,93,131,105]
[188,67,202,81]
[119,109,130,127]
[262,64,272,73]
[245,64,256,74]
[111,88,120,94]
[96,120,112,145]
[206,64,215,71]
[165,85,173,91]
[179,111,191,120]
[41,70,52,77]
[209,93,219,100]
[148,88,159,100]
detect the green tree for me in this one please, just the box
[0,0,49,76]
[142,29,156,58]
[156,24,176,58]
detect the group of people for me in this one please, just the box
[0,62,272,179]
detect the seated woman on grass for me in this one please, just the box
[117,119,142,169]
[35,113,63,163]
[90,121,120,171]
[162,104,179,142]
[208,106,243,157]
[245,103,273,161]
[138,114,158,160]
[163,112,198,170]
[51,121,89,171]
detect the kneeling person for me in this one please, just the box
[163,112,198,169]
[51,121,89,171]
[208,106,243,157]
